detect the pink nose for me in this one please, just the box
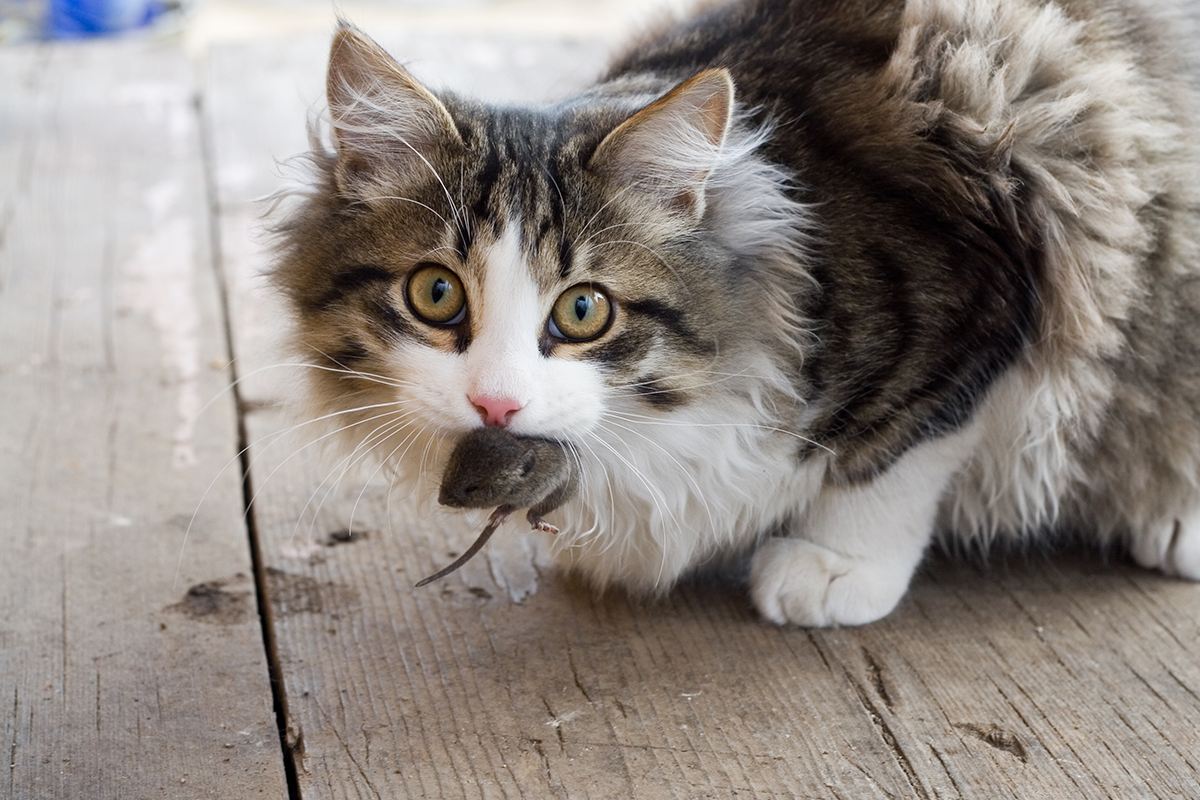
[470,394,523,427]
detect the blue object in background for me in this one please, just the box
[47,0,160,38]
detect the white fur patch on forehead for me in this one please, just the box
[464,222,543,404]
[472,222,543,347]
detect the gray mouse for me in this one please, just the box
[415,428,579,587]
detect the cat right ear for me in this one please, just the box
[326,24,463,197]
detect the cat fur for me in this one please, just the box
[271,0,1200,626]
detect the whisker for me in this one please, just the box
[608,370,766,396]
[582,428,680,547]
[577,220,651,251]
[559,437,612,545]
[604,367,782,393]
[250,402,417,528]
[576,183,636,244]
[177,388,419,586]
[345,418,443,539]
[293,409,418,543]
[597,417,716,534]
[539,161,568,220]
[183,358,408,432]
[603,409,833,454]
[298,347,420,390]
[311,414,421,542]
[570,434,622,550]
[351,194,451,228]
[384,130,464,237]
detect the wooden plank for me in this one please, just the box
[0,41,288,799]
[209,32,1200,799]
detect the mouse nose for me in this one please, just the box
[470,394,523,427]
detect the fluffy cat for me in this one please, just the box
[272,0,1200,626]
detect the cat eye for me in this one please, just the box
[406,263,466,326]
[549,285,612,342]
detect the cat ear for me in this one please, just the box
[326,24,463,195]
[589,69,734,220]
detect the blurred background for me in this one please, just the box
[0,0,693,50]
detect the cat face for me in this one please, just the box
[363,221,612,442]
[272,28,803,467]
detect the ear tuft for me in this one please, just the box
[588,69,735,219]
[326,24,462,195]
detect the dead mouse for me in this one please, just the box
[415,427,578,587]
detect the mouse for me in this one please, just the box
[415,428,579,587]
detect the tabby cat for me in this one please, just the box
[272,0,1200,626]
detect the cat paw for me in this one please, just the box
[1130,510,1200,580]
[749,538,915,627]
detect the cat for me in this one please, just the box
[271,0,1200,626]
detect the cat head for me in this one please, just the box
[271,24,811,490]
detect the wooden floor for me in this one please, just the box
[4,30,1200,800]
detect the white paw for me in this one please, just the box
[1131,509,1200,580]
[749,538,916,627]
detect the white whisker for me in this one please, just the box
[604,409,833,455]
[352,194,451,228]
[598,416,716,533]
[286,407,418,543]
[580,427,681,572]
[576,183,636,245]
[323,414,425,542]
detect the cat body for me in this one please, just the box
[274,0,1200,626]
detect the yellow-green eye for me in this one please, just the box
[406,263,466,325]
[549,285,612,342]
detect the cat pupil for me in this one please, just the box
[431,279,447,304]
[574,295,590,321]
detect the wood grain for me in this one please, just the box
[206,32,1200,800]
[0,41,286,799]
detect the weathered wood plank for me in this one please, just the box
[210,32,1200,799]
[0,41,287,799]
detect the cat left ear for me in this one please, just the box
[326,23,463,196]
[588,69,734,220]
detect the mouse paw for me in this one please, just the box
[526,512,559,535]
[750,538,915,627]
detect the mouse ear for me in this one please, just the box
[326,23,463,197]
[588,69,734,221]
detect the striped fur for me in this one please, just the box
[272,0,1200,626]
